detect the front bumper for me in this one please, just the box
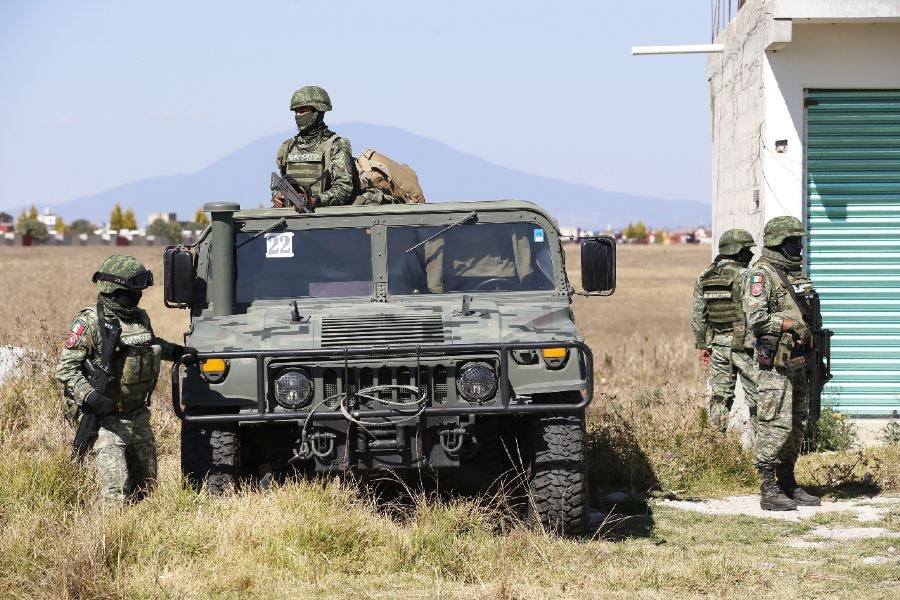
[171,341,593,424]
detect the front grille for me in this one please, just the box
[311,364,449,409]
[321,314,445,347]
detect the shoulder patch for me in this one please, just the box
[752,274,764,284]
[750,282,764,297]
[64,317,88,349]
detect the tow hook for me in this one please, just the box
[439,428,467,454]
[310,431,336,459]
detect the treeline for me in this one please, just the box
[13,203,210,245]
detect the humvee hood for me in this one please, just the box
[188,299,578,352]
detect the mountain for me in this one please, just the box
[44,123,709,228]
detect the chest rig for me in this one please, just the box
[699,260,746,337]
[96,306,162,413]
[282,132,338,196]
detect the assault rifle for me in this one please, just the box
[72,310,121,462]
[806,290,834,438]
[271,172,312,214]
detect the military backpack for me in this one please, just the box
[699,261,747,350]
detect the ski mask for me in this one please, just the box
[295,110,320,133]
[781,237,803,259]
[735,247,755,267]
[113,288,142,309]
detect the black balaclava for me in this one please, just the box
[735,247,755,267]
[781,237,803,259]
[295,110,324,136]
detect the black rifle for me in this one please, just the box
[271,172,312,214]
[71,306,121,462]
[773,267,834,442]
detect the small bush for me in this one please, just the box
[814,407,858,452]
[880,419,900,446]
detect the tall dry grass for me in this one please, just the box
[2,244,899,598]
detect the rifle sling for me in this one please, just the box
[772,266,812,324]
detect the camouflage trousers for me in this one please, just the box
[707,341,759,432]
[755,366,808,470]
[92,405,157,504]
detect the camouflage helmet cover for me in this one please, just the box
[92,255,153,294]
[763,216,807,247]
[718,228,756,255]
[290,86,332,112]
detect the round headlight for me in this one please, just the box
[456,362,497,403]
[274,369,313,409]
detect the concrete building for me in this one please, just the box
[709,0,900,418]
[147,212,177,225]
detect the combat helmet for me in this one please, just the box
[92,255,154,294]
[290,86,332,112]
[763,216,806,247]
[718,228,756,255]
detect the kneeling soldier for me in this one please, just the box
[56,255,189,504]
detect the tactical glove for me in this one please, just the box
[83,390,116,417]
[792,323,812,345]
[172,345,199,363]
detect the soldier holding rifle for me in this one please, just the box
[744,217,832,511]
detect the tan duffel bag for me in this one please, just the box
[355,149,426,204]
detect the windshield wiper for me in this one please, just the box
[404,211,478,254]
[236,217,287,249]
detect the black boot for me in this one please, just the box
[776,461,821,506]
[759,467,798,511]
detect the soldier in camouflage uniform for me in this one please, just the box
[272,86,354,209]
[691,229,759,432]
[56,255,188,504]
[744,216,821,511]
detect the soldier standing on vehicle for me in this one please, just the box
[691,228,759,433]
[56,255,190,504]
[744,216,822,511]
[272,86,355,209]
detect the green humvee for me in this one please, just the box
[164,200,615,536]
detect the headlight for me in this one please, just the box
[274,369,313,409]
[456,362,497,403]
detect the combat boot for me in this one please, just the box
[776,461,821,506]
[759,467,798,511]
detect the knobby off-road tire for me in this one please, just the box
[528,412,588,536]
[181,421,239,495]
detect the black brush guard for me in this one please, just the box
[171,341,593,424]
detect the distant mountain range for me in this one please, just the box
[33,123,710,229]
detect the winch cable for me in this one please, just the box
[294,384,428,460]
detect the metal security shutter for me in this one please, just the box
[806,89,900,416]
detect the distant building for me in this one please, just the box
[709,0,900,416]
[0,212,12,234]
[147,212,177,224]
[37,207,58,231]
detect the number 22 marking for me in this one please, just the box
[265,232,294,258]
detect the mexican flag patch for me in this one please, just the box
[64,319,86,349]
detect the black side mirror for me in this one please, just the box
[164,246,195,308]
[580,236,616,295]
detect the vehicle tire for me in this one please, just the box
[528,412,588,536]
[181,420,239,495]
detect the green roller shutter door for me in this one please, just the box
[806,89,900,416]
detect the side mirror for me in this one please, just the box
[580,236,616,295]
[164,246,195,308]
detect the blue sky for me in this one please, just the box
[0,0,713,212]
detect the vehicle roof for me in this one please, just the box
[229,200,560,230]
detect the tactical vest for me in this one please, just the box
[699,261,746,332]
[87,307,162,413]
[282,133,338,196]
[758,260,816,327]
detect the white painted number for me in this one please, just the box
[265,232,294,258]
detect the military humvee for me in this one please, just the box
[164,200,615,536]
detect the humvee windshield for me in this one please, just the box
[234,228,373,301]
[388,222,555,294]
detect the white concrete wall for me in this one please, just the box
[707,0,773,254]
[762,23,900,225]
[710,1,900,247]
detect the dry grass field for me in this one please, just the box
[1,244,899,599]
